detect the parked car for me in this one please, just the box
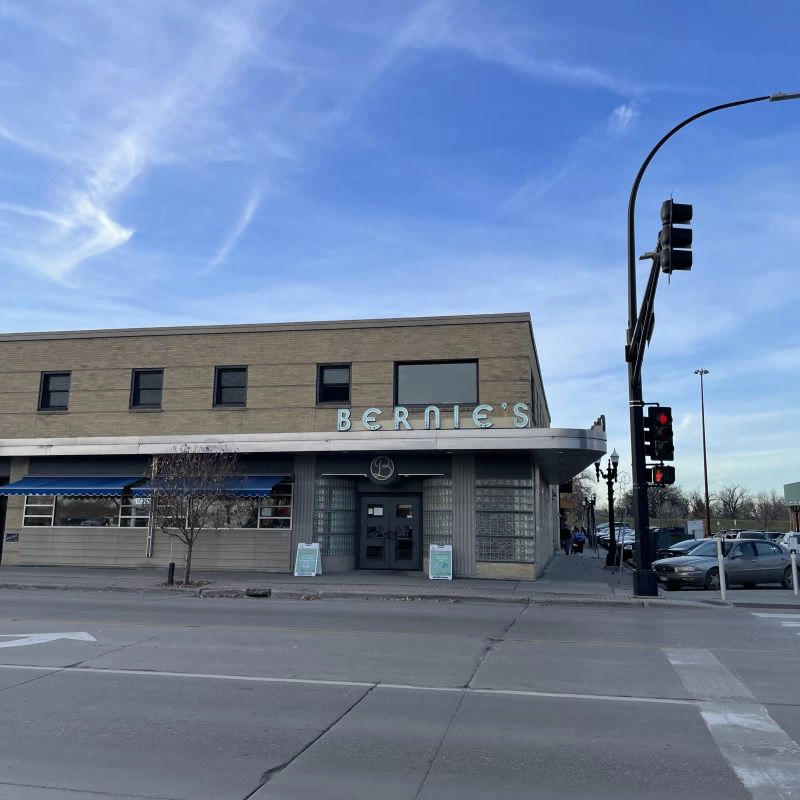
[656,538,704,560]
[728,530,770,540]
[598,525,634,546]
[776,532,800,552]
[721,529,770,540]
[653,539,795,591]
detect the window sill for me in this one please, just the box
[212,405,247,411]
[37,409,70,414]
[130,407,162,413]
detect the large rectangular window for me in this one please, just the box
[131,369,163,409]
[317,364,351,404]
[214,366,247,407]
[39,372,71,411]
[395,361,478,406]
[21,484,292,530]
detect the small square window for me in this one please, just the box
[318,364,350,404]
[131,369,163,409]
[214,366,247,407]
[39,372,71,411]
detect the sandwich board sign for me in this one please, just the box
[294,542,322,576]
[429,544,453,580]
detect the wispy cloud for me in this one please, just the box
[0,1,279,280]
[204,189,262,274]
[395,0,644,96]
[608,102,639,134]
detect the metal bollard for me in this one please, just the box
[167,562,175,585]
[715,533,727,601]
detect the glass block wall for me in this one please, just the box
[423,477,453,549]
[475,478,535,563]
[313,477,357,557]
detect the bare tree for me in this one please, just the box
[687,489,707,518]
[716,484,751,524]
[149,446,238,584]
[753,490,786,530]
[563,470,596,528]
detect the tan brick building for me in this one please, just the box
[0,313,605,578]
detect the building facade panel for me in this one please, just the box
[0,314,602,578]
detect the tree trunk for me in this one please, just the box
[184,542,193,585]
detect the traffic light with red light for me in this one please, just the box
[659,200,692,274]
[648,465,676,486]
[647,406,674,461]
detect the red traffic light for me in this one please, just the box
[648,465,676,486]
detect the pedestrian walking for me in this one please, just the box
[574,526,587,555]
[560,522,571,556]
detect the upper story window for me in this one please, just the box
[214,366,247,407]
[131,369,163,409]
[395,360,478,406]
[317,364,351,404]
[39,372,71,411]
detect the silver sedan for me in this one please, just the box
[653,538,795,591]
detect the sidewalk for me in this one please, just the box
[0,551,797,608]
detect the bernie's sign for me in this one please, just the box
[336,402,531,432]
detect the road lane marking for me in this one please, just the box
[664,647,800,799]
[0,632,96,649]
[0,663,694,705]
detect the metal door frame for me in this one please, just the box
[357,493,422,571]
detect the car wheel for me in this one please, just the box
[664,581,681,591]
[782,566,795,591]
[704,568,720,591]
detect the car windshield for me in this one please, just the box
[686,540,731,557]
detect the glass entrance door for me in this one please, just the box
[360,496,420,570]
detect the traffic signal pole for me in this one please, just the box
[625,94,782,597]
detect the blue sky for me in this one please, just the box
[1,0,798,497]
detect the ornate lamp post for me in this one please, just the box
[584,493,597,555]
[694,368,712,540]
[596,449,620,566]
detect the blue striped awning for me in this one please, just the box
[0,476,142,497]
[131,476,287,498]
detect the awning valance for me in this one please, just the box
[0,476,142,497]
[131,476,288,498]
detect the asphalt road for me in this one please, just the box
[0,591,799,799]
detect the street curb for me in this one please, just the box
[0,580,793,609]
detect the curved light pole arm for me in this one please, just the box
[626,95,769,331]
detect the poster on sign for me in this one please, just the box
[428,544,453,580]
[294,543,322,576]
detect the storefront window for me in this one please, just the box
[53,496,121,527]
[21,483,292,530]
[23,496,55,526]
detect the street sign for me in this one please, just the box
[429,544,453,580]
[294,543,322,577]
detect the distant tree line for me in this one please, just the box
[565,471,787,531]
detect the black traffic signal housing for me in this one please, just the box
[647,406,674,461]
[648,465,676,486]
[659,200,692,274]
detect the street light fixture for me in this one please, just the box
[596,449,620,566]
[626,90,800,597]
[694,369,712,541]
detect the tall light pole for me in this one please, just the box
[626,90,800,597]
[694,369,712,540]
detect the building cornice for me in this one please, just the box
[0,427,606,484]
[0,312,532,343]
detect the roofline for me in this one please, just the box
[0,312,533,343]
